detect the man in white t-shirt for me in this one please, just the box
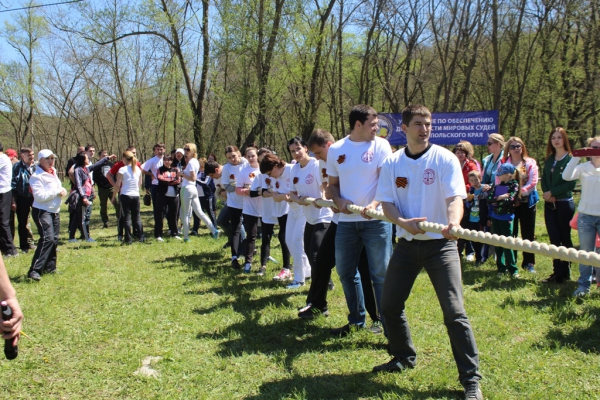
[0,142,18,257]
[326,105,392,337]
[373,105,482,400]
[141,143,165,237]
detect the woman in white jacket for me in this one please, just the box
[27,149,68,281]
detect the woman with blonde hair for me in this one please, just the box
[112,151,144,244]
[499,136,539,273]
[178,143,219,242]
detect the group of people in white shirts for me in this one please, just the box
[203,104,483,400]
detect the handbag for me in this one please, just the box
[143,191,152,206]
[528,190,539,208]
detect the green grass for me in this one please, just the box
[2,200,600,399]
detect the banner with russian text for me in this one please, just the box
[378,110,499,146]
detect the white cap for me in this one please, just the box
[38,149,57,160]
[176,148,185,154]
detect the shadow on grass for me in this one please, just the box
[244,371,463,400]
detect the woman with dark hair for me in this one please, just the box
[69,152,115,242]
[260,153,292,279]
[499,137,539,273]
[236,147,261,273]
[260,138,311,288]
[541,127,576,284]
[112,151,144,244]
[220,146,249,268]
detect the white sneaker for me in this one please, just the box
[466,254,475,262]
[173,236,182,240]
[156,237,164,242]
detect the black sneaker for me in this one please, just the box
[298,304,329,319]
[464,382,483,400]
[102,222,108,229]
[27,271,41,281]
[222,241,231,249]
[44,268,57,275]
[329,324,363,337]
[372,357,412,373]
[231,258,241,270]
[4,251,19,258]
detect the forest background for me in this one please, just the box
[0,0,597,166]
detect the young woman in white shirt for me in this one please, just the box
[260,154,292,280]
[178,143,219,242]
[235,147,262,273]
[289,137,334,294]
[112,151,144,244]
[220,146,249,269]
[259,139,311,289]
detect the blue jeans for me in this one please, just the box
[335,220,392,326]
[577,213,600,289]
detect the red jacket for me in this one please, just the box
[462,160,479,192]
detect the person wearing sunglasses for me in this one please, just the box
[563,136,600,297]
[498,137,539,274]
[540,127,576,284]
[480,134,505,262]
[27,150,68,281]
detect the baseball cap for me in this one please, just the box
[497,163,516,176]
[5,149,17,159]
[176,148,185,154]
[38,149,57,160]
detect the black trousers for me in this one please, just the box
[544,200,575,279]
[242,214,259,264]
[155,194,179,237]
[0,191,16,255]
[120,195,143,243]
[29,208,60,274]
[69,199,89,240]
[277,214,291,269]
[229,206,244,257]
[513,200,537,267]
[304,222,332,310]
[14,195,35,251]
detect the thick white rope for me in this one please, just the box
[301,197,600,268]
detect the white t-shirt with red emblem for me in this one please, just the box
[291,158,333,225]
[326,136,392,222]
[221,160,249,210]
[262,173,289,218]
[252,173,277,224]
[375,144,466,241]
[274,163,302,216]
[237,165,261,217]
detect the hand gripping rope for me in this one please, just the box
[301,197,600,268]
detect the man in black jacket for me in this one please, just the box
[11,148,36,253]
[93,150,115,228]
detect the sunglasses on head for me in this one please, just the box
[509,144,522,150]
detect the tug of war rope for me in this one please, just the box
[301,197,600,268]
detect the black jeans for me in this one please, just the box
[513,200,537,267]
[304,222,331,310]
[120,195,143,243]
[277,214,291,269]
[382,239,481,386]
[14,195,35,251]
[69,199,89,240]
[155,194,179,237]
[228,206,244,257]
[544,200,575,279]
[29,208,60,274]
[0,191,17,255]
[242,214,259,264]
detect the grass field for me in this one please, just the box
[1,200,600,399]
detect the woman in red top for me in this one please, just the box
[453,140,479,262]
